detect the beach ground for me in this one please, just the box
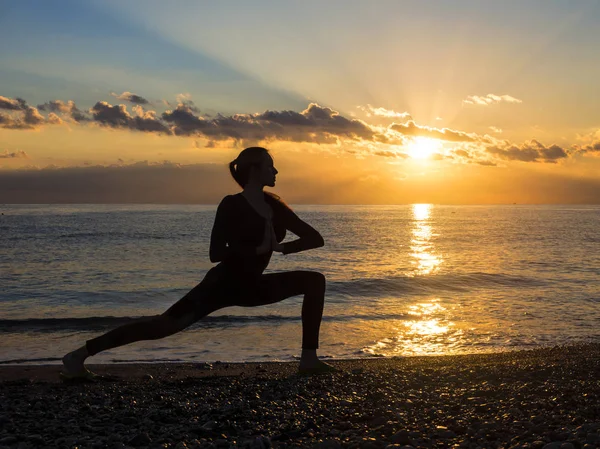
[1,344,600,449]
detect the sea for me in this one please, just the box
[1,204,599,365]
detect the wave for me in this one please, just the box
[0,312,410,333]
[3,231,191,241]
[327,272,547,296]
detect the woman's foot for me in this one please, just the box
[298,359,337,375]
[61,346,89,376]
[298,349,337,375]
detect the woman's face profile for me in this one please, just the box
[256,153,278,187]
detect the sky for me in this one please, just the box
[1,0,600,204]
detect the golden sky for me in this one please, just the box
[1,1,599,203]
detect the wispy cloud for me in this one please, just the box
[486,140,568,163]
[110,91,150,105]
[463,94,522,106]
[390,121,486,143]
[357,104,412,120]
[573,141,600,154]
[0,150,29,159]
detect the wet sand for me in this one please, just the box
[1,344,600,448]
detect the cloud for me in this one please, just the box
[0,96,48,129]
[90,101,170,134]
[0,150,29,159]
[24,107,44,125]
[390,121,485,143]
[37,100,89,122]
[489,126,503,133]
[162,102,379,144]
[357,104,412,120]
[486,140,568,163]
[463,94,523,106]
[0,96,27,111]
[10,95,389,144]
[110,91,150,105]
[574,141,600,154]
[1,95,583,168]
[373,150,409,158]
[0,112,35,130]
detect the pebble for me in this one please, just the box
[127,432,152,446]
[2,344,600,449]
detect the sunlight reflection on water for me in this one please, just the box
[362,298,464,356]
[408,204,442,276]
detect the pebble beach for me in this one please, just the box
[2,344,600,449]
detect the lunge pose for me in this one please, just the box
[62,146,333,377]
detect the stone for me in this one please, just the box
[201,420,218,431]
[542,443,562,449]
[313,440,342,449]
[127,432,152,446]
[391,430,411,445]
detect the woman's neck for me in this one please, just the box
[242,182,264,200]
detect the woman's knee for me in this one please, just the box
[305,271,326,294]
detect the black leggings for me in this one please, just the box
[85,270,326,356]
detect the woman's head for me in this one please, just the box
[229,147,278,188]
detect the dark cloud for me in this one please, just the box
[37,100,89,122]
[0,163,228,203]
[390,121,485,143]
[575,141,600,154]
[2,161,600,204]
[91,101,170,134]
[0,95,585,167]
[0,112,35,130]
[0,150,29,159]
[23,106,44,125]
[111,91,150,105]
[161,102,378,144]
[486,140,568,163]
[0,97,48,129]
[161,104,210,136]
[0,96,27,111]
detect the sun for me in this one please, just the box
[406,137,442,160]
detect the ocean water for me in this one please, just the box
[1,204,599,365]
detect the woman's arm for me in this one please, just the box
[275,206,324,255]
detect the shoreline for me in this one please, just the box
[2,344,600,448]
[0,344,586,383]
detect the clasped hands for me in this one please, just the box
[256,218,284,255]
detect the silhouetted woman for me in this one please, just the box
[62,146,334,377]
